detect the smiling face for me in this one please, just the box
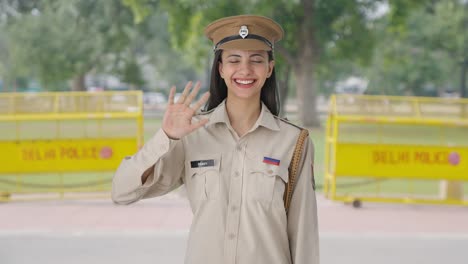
[218,49,274,102]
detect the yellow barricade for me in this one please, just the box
[324,94,468,207]
[0,91,143,201]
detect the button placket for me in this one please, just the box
[224,143,245,264]
[236,145,242,152]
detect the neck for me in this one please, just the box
[225,97,261,137]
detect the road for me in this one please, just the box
[1,194,468,264]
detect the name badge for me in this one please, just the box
[190,159,215,168]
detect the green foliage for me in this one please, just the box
[156,0,383,68]
[386,0,436,29]
[122,0,154,24]
[121,59,145,88]
[142,12,200,89]
[160,0,248,69]
[154,0,385,97]
[365,0,465,96]
[3,0,154,90]
[2,0,465,98]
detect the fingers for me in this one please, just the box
[191,91,210,111]
[176,81,193,104]
[168,86,176,105]
[189,118,209,132]
[171,81,207,109]
[184,81,201,106]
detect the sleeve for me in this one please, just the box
[287,138,320,264]
[111,128,185,205]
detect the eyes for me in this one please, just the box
[225,57,265,64]
[227,60,264,64]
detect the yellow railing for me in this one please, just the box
[0,91,144,201]
[324,94,468,207]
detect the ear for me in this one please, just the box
[218,62,224,79]
[267,60,275,78]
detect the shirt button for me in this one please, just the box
[236,145,242,152]
[267,169,274,175]
[234,171,240,177]
[231,206,238,212]
[228,233,236,240]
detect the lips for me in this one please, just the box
[235,79,254,84]
[234,79,256,88]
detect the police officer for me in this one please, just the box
[112,15,319,264]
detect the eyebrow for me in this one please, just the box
[250,53,265,58]
[225,53,266,59]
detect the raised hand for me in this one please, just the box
[162,81,210,140]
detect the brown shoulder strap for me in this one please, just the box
[283,129,309,214]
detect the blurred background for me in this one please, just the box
[0,0,467,264]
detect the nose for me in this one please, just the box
[237,60,254,75]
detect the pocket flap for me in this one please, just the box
[250,161,289,183]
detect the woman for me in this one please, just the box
[112,15,319,264]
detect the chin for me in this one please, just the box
[231,91,261,100]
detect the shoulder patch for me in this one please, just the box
[274,116,305,131]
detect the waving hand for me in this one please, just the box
[162,81,210,140]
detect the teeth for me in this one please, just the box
[236,79,254,85]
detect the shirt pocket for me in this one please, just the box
[247,157,289,208]
[185,154,221,201]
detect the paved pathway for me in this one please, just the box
[1,193,468,264]
[2,194,468,234]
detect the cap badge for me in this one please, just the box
[239,25,249,39]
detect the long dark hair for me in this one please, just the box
[204,49,280,116]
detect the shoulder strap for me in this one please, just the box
[274,116,305,131]
[283,129,309,214]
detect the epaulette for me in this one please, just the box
[274,116,305,131]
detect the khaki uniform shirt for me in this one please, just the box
[112,100,319,264]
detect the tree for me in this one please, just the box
[141,11,200,91]
[122,0,397,126]
[4,0,151,91]
[365,0,466,97]
[0,25,14,91]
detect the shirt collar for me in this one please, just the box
[256,102,281,131]
[206,100,280,131]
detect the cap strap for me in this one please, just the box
[214,34,273,51]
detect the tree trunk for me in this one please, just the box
[461,58,467,98]
[71,74,86,91]
[295,0,320,127]
[294,62,320,127]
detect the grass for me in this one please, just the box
[0,119,141,140]
[337,123,468,145]
[0,173,113,193]
[333,178,468,197]
[1,117,467,199]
